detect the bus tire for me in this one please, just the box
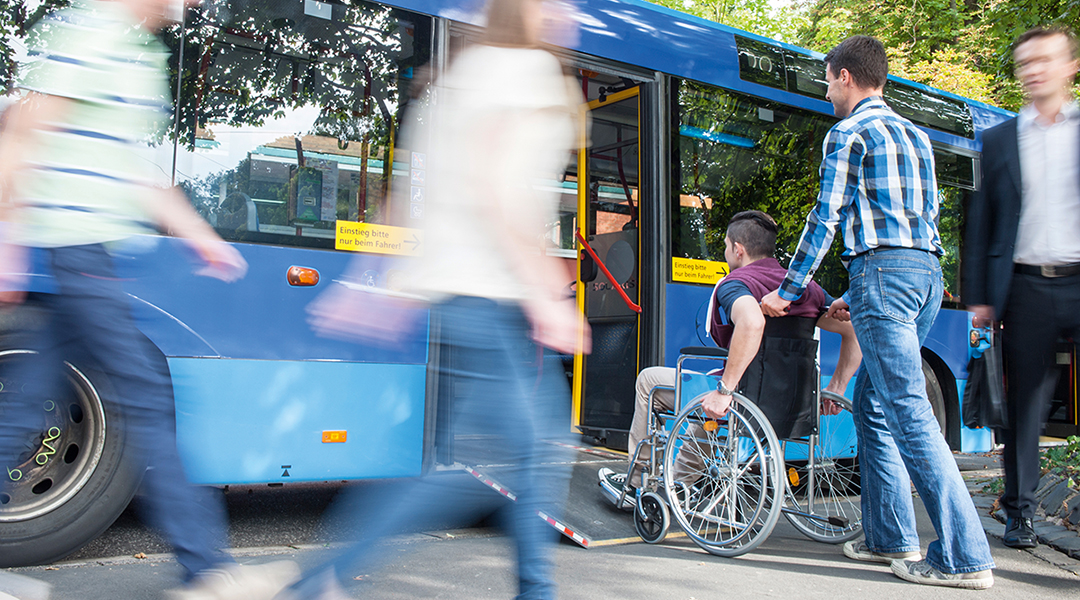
[0,316,144,567]
[922,358,947,440]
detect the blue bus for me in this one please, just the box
[4,0,1073,566]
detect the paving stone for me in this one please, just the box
[1038,529,1075,543]
[979,516,1003,535]
[972,496,996,510]
[1036,475,1063,497]
[1033,523,1068,538]
[1042,484,1072,512]
[1052,536,1080,553]
[1069,497,1080,526]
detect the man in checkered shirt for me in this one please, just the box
[761,35,994,589]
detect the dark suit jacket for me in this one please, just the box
[963,118,1025,317]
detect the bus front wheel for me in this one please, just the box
[0,343,143,567]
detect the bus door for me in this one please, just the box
[572,87,641,450]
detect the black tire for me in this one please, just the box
[634,491,669,544]
[922,359,947,438]
[0,309,144,567]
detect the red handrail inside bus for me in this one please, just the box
[575,229,642,314]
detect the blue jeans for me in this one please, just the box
[0,244,230,579]
[288,296,572,600]
[847,248,993,574]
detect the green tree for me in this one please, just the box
[650,0,808,43]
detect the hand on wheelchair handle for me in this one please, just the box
[826,298,851,321]
[820,394,843,416]
[702,390,732,419]
[759,290,790,317]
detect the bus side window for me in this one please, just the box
[167,1,433,250]
[934,149,977,306]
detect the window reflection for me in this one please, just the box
[169,0,431,248]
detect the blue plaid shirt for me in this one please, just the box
[778,96,943,301]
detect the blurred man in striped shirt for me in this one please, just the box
[0,2,295,599]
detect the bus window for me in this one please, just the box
[169,0,432,249]
[670,80,848,298]
[934,150,975,306]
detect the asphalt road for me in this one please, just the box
[4,450,1079,599]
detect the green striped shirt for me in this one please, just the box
[13,0,170,248]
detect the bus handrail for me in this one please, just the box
[575,229,642,314]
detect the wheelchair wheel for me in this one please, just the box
[662,393,784,557]
[783,391,861,543]
[634,491,669,544]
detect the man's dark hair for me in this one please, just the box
[1015,25,1079,59]
[823,35,888,90]
[726,210,778,258]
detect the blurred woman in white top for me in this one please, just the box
[297,2,590,599]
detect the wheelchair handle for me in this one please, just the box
[680,346,728,357]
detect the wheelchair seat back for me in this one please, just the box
[737,316,818,439]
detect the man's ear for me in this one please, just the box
[838,67,852,87]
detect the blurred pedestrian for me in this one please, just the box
[296,0,589,598]
[761,35,994,588]
[0,1,296,599]
[963,25,1080,550]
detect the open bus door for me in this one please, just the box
[572,87,642,451]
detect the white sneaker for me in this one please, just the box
[891,559,993,590]
[842,539,921,564]
[597,467,636,510]
[165,560,300,600]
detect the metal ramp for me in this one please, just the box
[465,442,639,548]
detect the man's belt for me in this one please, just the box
[1014,262,1080,278]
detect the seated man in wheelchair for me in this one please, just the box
[599,210,862,508]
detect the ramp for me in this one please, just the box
[465,442,641,548]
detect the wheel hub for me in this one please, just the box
[0,351,106,522]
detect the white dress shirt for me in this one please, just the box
[1014,102,1080,266]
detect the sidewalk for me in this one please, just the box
[6,462,1080,600]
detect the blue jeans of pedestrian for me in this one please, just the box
[847,248,993,574]
[0,244,230,579]
[288,296,571,600]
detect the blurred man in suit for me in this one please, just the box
[964,25,1080,549]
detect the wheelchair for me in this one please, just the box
[615,316,861,557]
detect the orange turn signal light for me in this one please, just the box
[322,430,347,443]
[287,266,320,286]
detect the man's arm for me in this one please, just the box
[761,128,863,316]
[142,187,247,282]
[815,313,862,394]
[702,295,765,418]
[0,94,71,303]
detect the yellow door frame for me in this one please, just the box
[571,86,641,431]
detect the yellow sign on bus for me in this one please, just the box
[672,257,729,285]
[335,220,423,256]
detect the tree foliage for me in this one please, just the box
[651,0,1079,111]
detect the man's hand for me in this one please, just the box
[702,389,732,419]
[970,304,995,329]
[760,290,790,317]
[820,383,846,416]
[525,298,591,355]
[826,297,851,321]
[186,238,248,282]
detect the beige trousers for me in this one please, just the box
[626,366,706,487]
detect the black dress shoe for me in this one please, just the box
[1003,517,1037,548]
